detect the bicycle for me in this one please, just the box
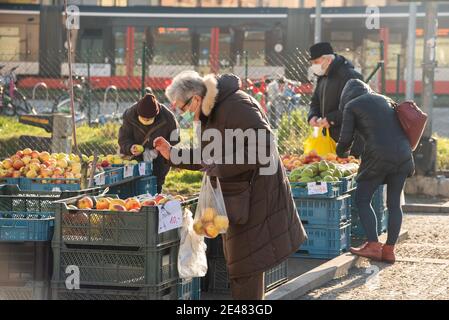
[51,75,101,126]
[0,64,36,116]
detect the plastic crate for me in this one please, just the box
[0,177,20,186]
[52,195,198,249]
[339,175,357,194]
[0,281,49,300]
[294,222,351,259]
[206,235,224,259]
[290,181,341,199]
[294,194,351,226]
[349,185,386,214]
[52,242,179,287]
[19,177,81,192]
[96,167,125,186]
[206,258,288,294]
[134,162,153,177]
[135,176,157,196]
[178,278,201,300]
[0,212,54,241]
[0,241,52,284]
[0,184,102,213]
[50,280,178,300]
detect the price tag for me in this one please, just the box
[139,162,146,176]
[158,200,183,234]
[307,182,328,195]
[123,165,134,178]
[94,173,106,186]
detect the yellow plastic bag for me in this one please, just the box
[303,127,336,156]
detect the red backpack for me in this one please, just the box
[393,100,428,151]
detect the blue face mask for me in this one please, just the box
[181,111,194,122]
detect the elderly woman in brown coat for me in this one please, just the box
[153,71,306,300]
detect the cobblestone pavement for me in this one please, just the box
[299,214,449,300]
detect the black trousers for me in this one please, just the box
[355,172,408,245]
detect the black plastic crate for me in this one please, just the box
[206,235,224,259]
[0,241,52,284]
[206,258,288,294]
[0,184,102,213]
[53,195,198,249]
[50,280,178,300]
[52,242,179,287]
[0,280,49,300]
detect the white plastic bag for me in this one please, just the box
[193,174,229,238]
[178,208,208,280]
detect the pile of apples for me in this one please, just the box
[0,148,90,182]
[70,193,187,212]
[282,151,360,171]
[193,207,229,239]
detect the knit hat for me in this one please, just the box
[136,94,160,118]
[309,42,334,60]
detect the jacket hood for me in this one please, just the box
[328,54,355,76]
[339,79,373,110]
[202,73,241,116]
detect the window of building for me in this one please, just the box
[79,29,104,63]
[0,26,20,61]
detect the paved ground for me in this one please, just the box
[299,213,449,300]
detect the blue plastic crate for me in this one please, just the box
[134,162,153,177]
[19,177,80,192]
[295,194,351,226]
[178,278,201,300]
[0,177,20,186]
[291,181,341,199]
[294,222,351,259]
[135,175,158,196]
[94,167,125,186]
[339,175,357,194]
[0,211,54,241]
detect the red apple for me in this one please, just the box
[12,159,25,170]
[12,170,22,178]
[31,150,40,159]
[2,159,13,169]
[23,148,32,156]
[16,150,24,158]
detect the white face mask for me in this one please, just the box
[311,63,326,76]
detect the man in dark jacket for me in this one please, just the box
[337,79,414,264]
[118,93,180,193]
[307,42,364,156]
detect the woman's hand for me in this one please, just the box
[153,137,171,160]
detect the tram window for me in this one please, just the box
[152,28,192,65]
[243,31,265,66]
[99,0,128,6]
[79,29,104,63]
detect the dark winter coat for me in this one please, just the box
[170,73,306,279]
[308,54,364,156]
[118,103,180,192]
[336,79,415,182]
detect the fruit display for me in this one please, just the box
[70,193,188,212]
[282,151,360,172]
[193,207,229,239]
[96,154,139,168]
[289,159,358,183]
[0,149,96,182]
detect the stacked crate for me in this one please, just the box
[0,185,100,300]
[291,177,355,259]
[350,185,389,238]
[204,236,289,294]
[50,195,199,300]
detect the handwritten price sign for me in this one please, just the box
[139,163,146,176]
[158,200,183,234]
[123,165,134,178]
[94,173,106,186]
[307,182,328,195]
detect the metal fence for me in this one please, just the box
[0,47,378,160]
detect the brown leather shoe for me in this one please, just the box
[382,244,396,264]
[350,241,383,261]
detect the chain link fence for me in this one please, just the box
[0,47,337,160]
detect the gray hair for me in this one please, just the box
[165,70,207,104]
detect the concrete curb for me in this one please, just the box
[403,204,449,214]
[266,229,409,300]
